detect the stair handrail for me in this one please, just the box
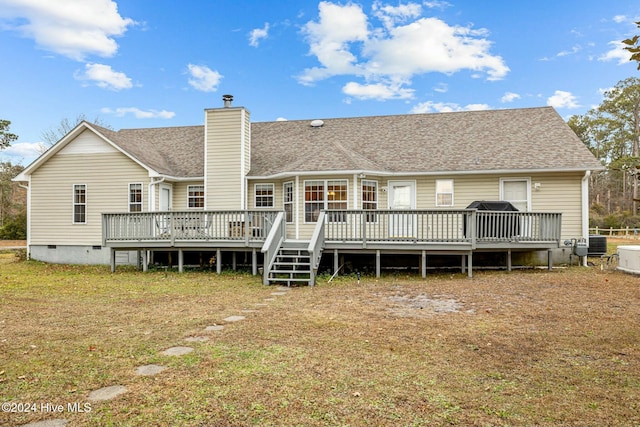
[261,212,286,285]
[307,211,326,285]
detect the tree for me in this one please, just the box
[0,119,18,150]
[568,77,640,215]
[0,162,26,237]
[622,21,640,70]
[40,114,112,149]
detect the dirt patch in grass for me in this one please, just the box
[0,258,639,426]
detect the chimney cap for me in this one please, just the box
[222,94,234,107]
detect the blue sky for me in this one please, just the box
[0,0,639,166]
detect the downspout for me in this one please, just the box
[18,181,30,260]
[582,170,591,267]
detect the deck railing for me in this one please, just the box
[322,210,562,246]
[103,210,279,245]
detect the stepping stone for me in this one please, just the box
[276,286,291,291]
[263,298,276,302]
[185,336,209,342]
[135,364,167,376]
[88,385,127,402]
[161,346,194,356]
[204,325,224,332]
[271,292,287,296]
[19,420,68,427]
[254,303,268,307]
[241,309,257,313]
[223,315,245,322]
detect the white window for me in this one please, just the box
[255,183,274,208]
[304,180,348,222]
[188,185,205,208]
[129,183,142,212]
[73,184,87,224]
[283,182,294,223]
[362,180,378,222]
[436,179,454,207]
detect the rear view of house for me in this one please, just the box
[14,97,603,284]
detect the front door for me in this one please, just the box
[388,181,416,238]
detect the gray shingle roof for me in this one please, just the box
[95,106,602,178]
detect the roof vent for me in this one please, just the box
[310,119,324,128]
[222,94,233,108]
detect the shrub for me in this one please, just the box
[0,212,26,240]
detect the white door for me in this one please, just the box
[501,179,530,236]
[159,184,172,211]
[388,181,416,237]
[501,179,529,211]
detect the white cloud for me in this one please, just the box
[599,41,632,65]
[1,141,44,164]
[298,1,508,101]
[547,90,580,109]
[0,0,135,61]
[101,107,175,119]
[74,63,133,91]
[556,45,581,57]
[613,15,627,23]
[343,81,414,100]
[187,64,223,92]
[276,117,288,121]
[433,83,448,93]
[501,92,521,103]
[249,23,269,47]
[410,101,490,114]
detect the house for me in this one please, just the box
[13,96,604,284]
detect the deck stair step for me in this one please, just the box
[266,243,313,287]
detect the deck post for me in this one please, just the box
[178,249,184,273]
[547,249,553,270]
[216,249,222,274]
[334,249,339,275]
[467,252,473,278]
[376,250,381,278]
[421,250,427,278]
[142,250,148,272]
[252,249,257,275]
[507,249,512,272]
[110,248,116,273]
[232,252,237,271]
[461,254,466,274]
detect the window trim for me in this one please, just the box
[435,179,454,207]
[72,184,87,224]
[128,182,143,212]
[187,184,205,209]
[283,181,294,224]
[254,183,275,208]
[303,179,348,223]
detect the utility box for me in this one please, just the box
[618,245,640,275]
[573,241,588,257]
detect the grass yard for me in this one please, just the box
[0,248,639,426]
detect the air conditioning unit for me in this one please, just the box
[618,245,640,275]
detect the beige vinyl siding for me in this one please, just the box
[205,108,250,210]
[30,151,149,245]
[173,181,205,210]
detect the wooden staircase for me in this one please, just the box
[266,241,314,286]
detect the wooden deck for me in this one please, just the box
[103,209,562,281]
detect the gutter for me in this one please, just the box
[581,170,591,267]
